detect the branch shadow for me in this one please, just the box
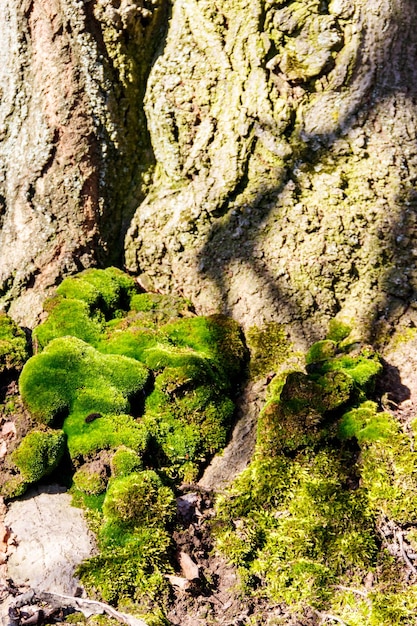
[196,0,417,346]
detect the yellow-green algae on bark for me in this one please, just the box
[125,0,417,346]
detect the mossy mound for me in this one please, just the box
[0,313,29,375]
[19,335,149,437]
[24,268,247,481]
[33,268,137,351]
[78,470,176,606]
[12,429,66,486]
[102,470,176,527]
[10,267,247,611]
[215,323,417,624]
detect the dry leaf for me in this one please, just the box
[165,574,191,591]
[178,551,199,580]
[1,422,16,438]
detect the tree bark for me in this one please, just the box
[1,0,417,347]
[125,0,417,344]
[0,0,167,327]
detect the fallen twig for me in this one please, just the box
[37,591,149,626]
[7,590,149,626]
[334,584,373,608]
[317,612,348,626]
[396,530,417,575]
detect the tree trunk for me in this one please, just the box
[1,0,417,347]
[124,0,417,345]
[0,0,167,327]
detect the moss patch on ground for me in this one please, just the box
[5,267,247,612]
[215,322,417,624]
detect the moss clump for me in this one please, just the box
[246,322,291,379]
[339,401,417,524]
[73,468,108,496]
[56,267,136,317]
[215,321,417,622]
[78,471,175,606]
[110,447,142,478]
[11,267,246,615]
[65,413,149,461]
[33,267,136,350]
[325,318,352,343]
[103,471,176,527]
[161,314,248,384]
[0,313,28,374]
[19,336,149,427]
[12,429,66,484]
[77,525,172,606]
[33,297,104,351]
[216,450,377,610]
[97,314,246,481]
[305,339,337,365]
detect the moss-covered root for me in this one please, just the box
[215,323,417,624]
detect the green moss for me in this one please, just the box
[77,472,175,606]
[111,447,142,478]
[33,268,137,350]
[216,450,377,611]
[73,468,108,496]
[57,267,136,316]
[78,525,172,606]
[129,292,193,322]
[162,314,248,384]
[338,401,396,443]
[33,297,104,350]
[12,429,66,483]
[214,324,417,619]
[318,353,383,387]
[325,319,352,343]
[257,367,354,455]
[0,313,28,373]
[103,471,176,528]
[14,268,246,613]
[65,413,149,460]
[246,322,291,380]
[305,339,337,365]
[340,401,417,524]
[0,475,28,499]
[19,336,149,426]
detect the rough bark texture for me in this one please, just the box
[1,0,417,343]
[0,0,167,327]
[125,0,417,346]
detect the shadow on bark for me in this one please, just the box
[196,0,417,344]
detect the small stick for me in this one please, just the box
[35,591,149,626]
[397,530,417,575]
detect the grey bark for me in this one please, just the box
[0,0,167,327]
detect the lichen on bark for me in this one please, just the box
[125,0,417,347]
